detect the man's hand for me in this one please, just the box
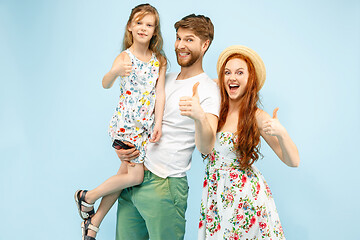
[114,142,140,164]
[179,82,205,121]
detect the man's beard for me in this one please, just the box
[175,49,201,67]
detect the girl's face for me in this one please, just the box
[128,13,156,45]
[223,58,249,101]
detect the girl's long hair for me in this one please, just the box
[122,4,166,67]
[217,53,261,169]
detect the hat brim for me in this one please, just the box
[216,45,266,90]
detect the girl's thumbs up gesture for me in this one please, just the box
[179,82,204,120]
[111,52,133,77]
[262,107,286,137]
[102,52,133,89]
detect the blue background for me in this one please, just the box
[1,0,359,239]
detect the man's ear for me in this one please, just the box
[202,39,210,53]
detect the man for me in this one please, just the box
[115,14,220,240]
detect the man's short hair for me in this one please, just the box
[174,14,214,46]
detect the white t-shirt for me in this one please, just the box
[144,72,221,178]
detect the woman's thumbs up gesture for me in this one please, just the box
[262,107,286,137]
[179,82,204,120]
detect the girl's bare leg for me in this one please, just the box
[86,162,144,203]
[82,162,144,237]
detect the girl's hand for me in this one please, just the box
[179,82,205,121]
[111,53,133,77]
[150,123,162,143]
[262,108,286,137]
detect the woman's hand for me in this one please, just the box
[179,82,205,121]
[262,108,286,137]
[258,108,300,167]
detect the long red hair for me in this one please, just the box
[217,53,261,169]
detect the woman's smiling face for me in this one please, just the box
[223,58,249,101]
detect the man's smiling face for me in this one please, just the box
[174,28,204,67]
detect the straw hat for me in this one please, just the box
[216,45,266,90]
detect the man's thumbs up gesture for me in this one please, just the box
[179,82,204,120]
[262,107,286,136]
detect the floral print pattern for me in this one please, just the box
[199,132,285,239]
[108,49,159,163]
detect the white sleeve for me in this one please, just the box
[199,81,221,117]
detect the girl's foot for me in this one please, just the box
[82,218,99,240]
[75,190,95,220]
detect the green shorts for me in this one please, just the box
[115,170,189,240]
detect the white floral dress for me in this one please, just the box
[108,49,160,163]
[198,132,285,240]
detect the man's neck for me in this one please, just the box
[177,58,204,80]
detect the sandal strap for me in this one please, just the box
[75,190,95,220]
[81,201,94,208]
[82,209,95,219]
[84,236,96,240]
[80,190,94,208]
[88,224,99,233]
[82,219,100,240]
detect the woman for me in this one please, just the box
[198,45,300,239]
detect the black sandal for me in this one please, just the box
[75,190,95,220]
[81,218,99,240]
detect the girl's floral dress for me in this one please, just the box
[198,132,285,240]
[108,49,159,163]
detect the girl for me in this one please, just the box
[74,4,166,240]
[198,45,300,239]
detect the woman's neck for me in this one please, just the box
[220,102,240,133]
[228,98,242,114]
